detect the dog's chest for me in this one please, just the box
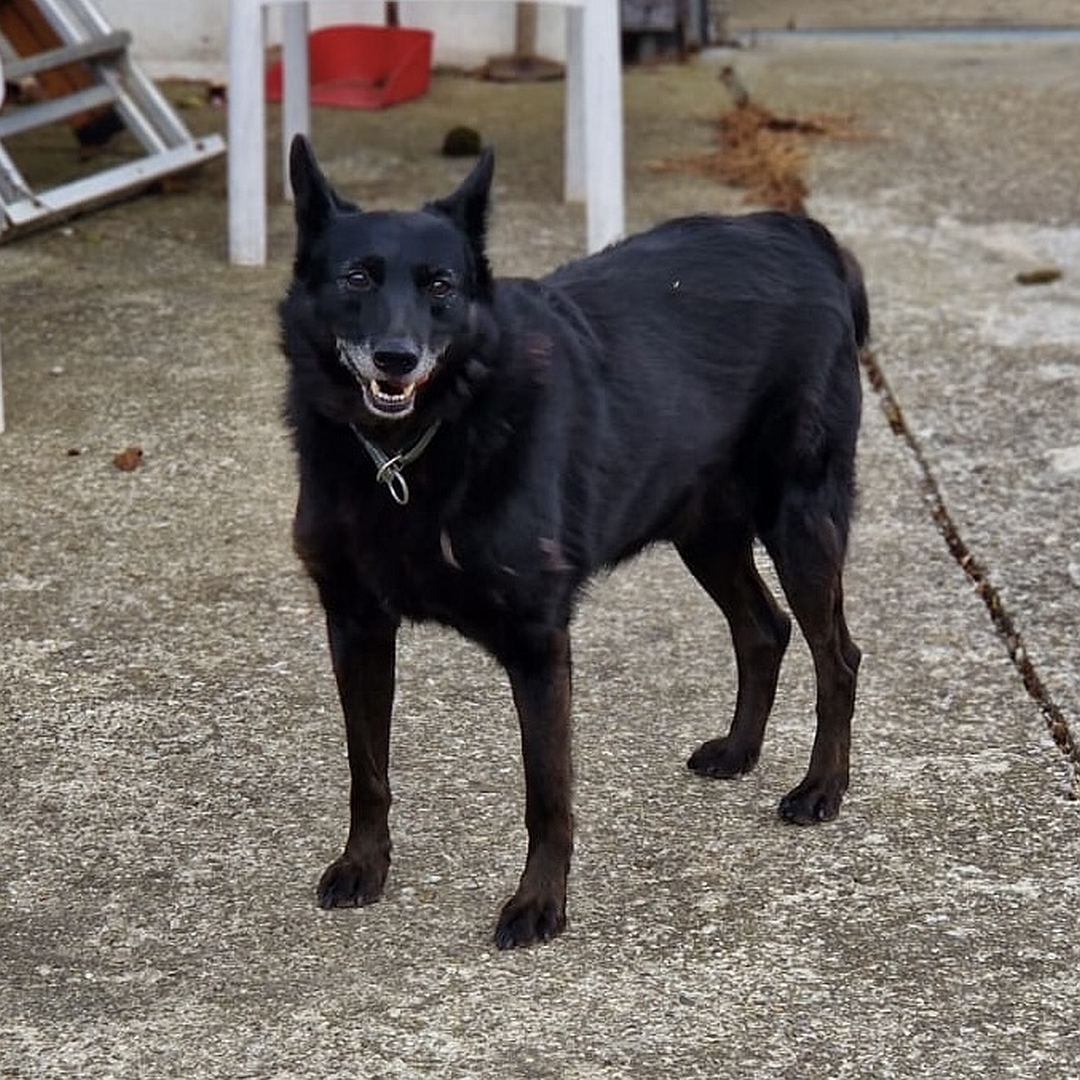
[343,503,546,640]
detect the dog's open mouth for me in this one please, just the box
[363,377,427,419]
[336,339,437,420]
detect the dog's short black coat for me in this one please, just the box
[280,135,867,949]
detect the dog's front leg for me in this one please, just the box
[496,628,574,949]
[316,607,398,909]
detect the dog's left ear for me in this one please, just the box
[290,134,359,236]
[290,134,336,237]
[428,148,495,297]
[289,135,360,278]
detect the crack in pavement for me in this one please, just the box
[859,347,1080,799]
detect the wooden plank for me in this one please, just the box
[0,82,115,137]
[2,29,129,80]
[0,0,120,141]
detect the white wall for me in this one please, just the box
[96,0,228,78]
[95,1,569,80]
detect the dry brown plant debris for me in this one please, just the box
[656,67,864,213]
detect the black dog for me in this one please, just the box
[280,135,866,949]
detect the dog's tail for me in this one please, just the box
[804,218,870,348]
[839,245,870,348]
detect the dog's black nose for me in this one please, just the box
[372,342,421,378]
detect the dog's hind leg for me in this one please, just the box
[677,530,793,778]
[316,604,398,908]
[495,627,574,949]
[762,497,860,824]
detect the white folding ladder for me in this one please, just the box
[0,0,225,240]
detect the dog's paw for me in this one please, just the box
[316,853,389,908]
[493,890,567,950]
[687,737,760,778]
[778,775,847,824]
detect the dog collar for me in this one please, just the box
[349,420,442,506]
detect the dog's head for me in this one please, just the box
[283,135,496,425]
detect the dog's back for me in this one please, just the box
[497,211,865,567]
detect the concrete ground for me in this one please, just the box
[2,24,1080,1080]
[728,0,1080,30]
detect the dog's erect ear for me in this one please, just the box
[427,148,495,297]
[289,134,353,237]
[429,147,494,238]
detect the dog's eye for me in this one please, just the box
[428,277,454,301]
[343,267,373,292]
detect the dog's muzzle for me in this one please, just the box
[336,337,440,420]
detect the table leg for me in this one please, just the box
[227,0,268,265]
[564,5,584,203]
[281,2,310,202]
[581,0,624,253]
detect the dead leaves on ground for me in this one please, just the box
[654,70,867,213]
[111,445,144,471]
[1015,266,1063,286]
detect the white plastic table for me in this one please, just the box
[226,0,625,265]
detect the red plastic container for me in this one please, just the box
[265,24,433,110]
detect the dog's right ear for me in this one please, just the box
[427,147,496,299]
[428,147,495,244]
[289,134,352,238]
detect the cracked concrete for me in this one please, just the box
[859,344,1079,794]
[2,21,1080,1080]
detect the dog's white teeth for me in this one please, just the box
[369,380,416,403]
